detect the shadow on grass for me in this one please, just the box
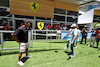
[86,44,99,49]
[47,41,67,43]
[21,57,29,63]
[0,49,61,56]
[64,51,72,60]
[29,49,61,53]
[93,47,98,48]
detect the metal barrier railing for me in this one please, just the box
[32,29,62,40]
[31,29,62,48]
[0,31,14,50]
[0,30,31,50]
[0,30,68,50]
[0,29,93,55]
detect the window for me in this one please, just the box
[54,8,66,15]
[54,15,65,21]
[67,10,78,16]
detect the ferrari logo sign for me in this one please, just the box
[37,22,44,30]
[30,2,39,13]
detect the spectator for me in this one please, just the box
[5,23,9,30]
[88,28,96,47]
[80,27,88,45]
[54,25,58,30]
[47,24,51,30]
[96,28,100,48]
[44,24,48,30]
[63,25,67,30]
[59,25,63,30]
[4,23,11,40]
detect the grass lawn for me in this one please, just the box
[0,40,100,67]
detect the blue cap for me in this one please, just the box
[71,24,77,27]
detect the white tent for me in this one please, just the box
[78,9,94,24]
[78,5,100,31]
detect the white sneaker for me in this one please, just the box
[69,55,75,57]
[88,44,90,46]
[64,47,68,49]
[75,45,77,48]
[25,55,32,58]
[99,50,100,52]
[17,61,24,66]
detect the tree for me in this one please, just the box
[93,22,98,28]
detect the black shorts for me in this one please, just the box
[96,38,100,42]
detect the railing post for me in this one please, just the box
[57,30,61,40]
[46,30,48,40]
[28,30,31,48]
[59,33,60,40]
[56,30,58,39]
[1,32,3,50]
[32,30,33,47]
[34,31,36,40]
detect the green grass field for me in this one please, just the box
[0,40,100,67]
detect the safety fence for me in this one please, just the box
[31,30,64,48]
[0,30,32,50]
[0,30,64,51]
[0,31,14,50]
[0,30,92,51]
[31,29,63,40]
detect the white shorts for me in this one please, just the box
[19,42,29,53]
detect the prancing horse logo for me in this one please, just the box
[37,22,44,30]
[30,2,39,13]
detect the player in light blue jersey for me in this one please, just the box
[75,26,81,48]
[64,26,73,49]
[69,24,78,57]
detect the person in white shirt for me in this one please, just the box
[63,25,67,30]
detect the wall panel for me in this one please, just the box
[54,1,78,12]
[94,10,100,16]
[9,0,54,18]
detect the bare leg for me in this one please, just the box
[18,53,22,61]
[25,48,28,56]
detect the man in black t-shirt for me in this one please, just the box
[80,28,88,45]
[13,25,28,43]
[11,22,32,66]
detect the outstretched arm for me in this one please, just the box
[11,33,19,42]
